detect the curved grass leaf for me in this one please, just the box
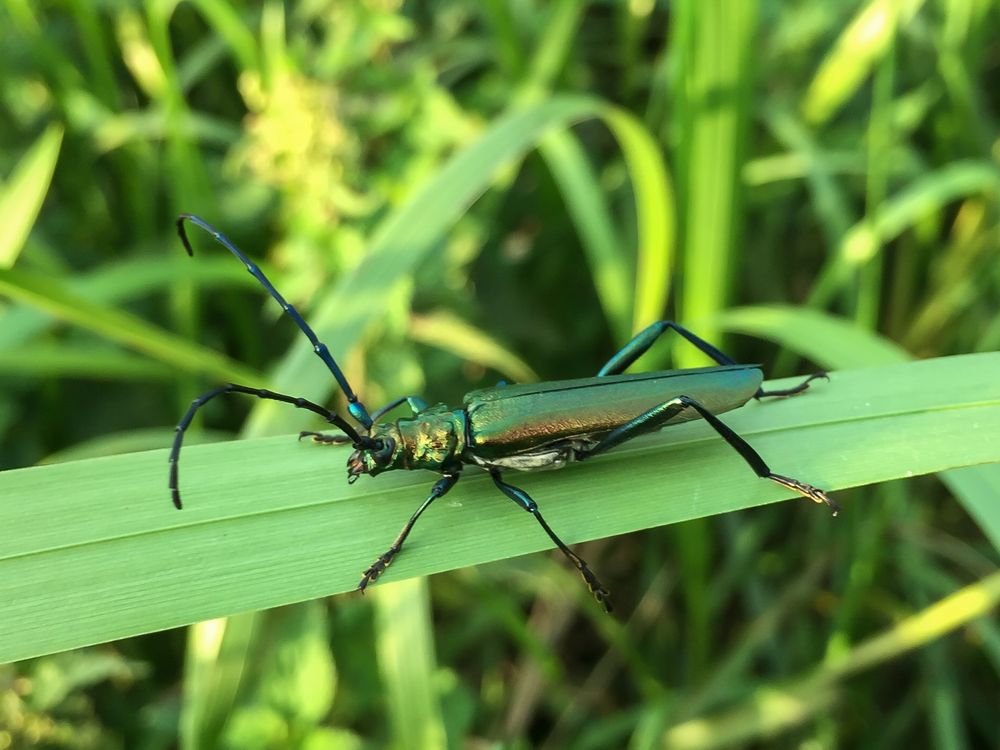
[0,123,63,269]
[802,0,924,125]
[715,305,908,366]
[601,107,674,334]
[540,131,632,341]
[408,311,539,384]
[1,354,999,662]
[0,343,175,380]
[0,256,253,352]
[185,0,260,76]
[809,160,1000,307]
[0,267,260,384]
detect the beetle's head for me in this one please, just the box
[346,423,400,482]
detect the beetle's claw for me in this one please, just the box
[358,545,400,593]
[576,563,613,613]
[770,473,840,517]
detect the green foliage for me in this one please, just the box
[2,1,999,748]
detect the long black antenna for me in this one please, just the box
[169,385,370,509]
[176,214,373,429]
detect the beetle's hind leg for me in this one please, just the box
[358,473,459,593]
[598,320,826,399]
[756,371,828,399]
[597,320,736,376]
[575,395,839,515]
[489,469,613,613]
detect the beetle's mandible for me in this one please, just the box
[169,215,837,612]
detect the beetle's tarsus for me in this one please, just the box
[577,564,613,613]
[299,430,352,445]
[769,473,839,516]
[756,371,828,399]
[169,462,183,509]
[357,475,459,593]
[358,545,400,592]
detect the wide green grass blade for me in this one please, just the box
[671,0,755,356]
[1,354,999,663]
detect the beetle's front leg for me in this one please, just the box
[298,431,353,445]
[489,469,613,613]
[358,473,460,593]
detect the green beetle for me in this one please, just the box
[170,215,835,612]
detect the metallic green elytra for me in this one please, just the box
[169,215,837,613]
[463,366,762,459]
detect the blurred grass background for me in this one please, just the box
[1,0,999,748]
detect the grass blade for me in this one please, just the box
[801,0,923,125]
[0,124,63,269]
[373,578,447,750]
[1,354,999,662]
[663,569,1000,749]
[0,267,260,383]
[408,311,539,384]
[540,130,632,341]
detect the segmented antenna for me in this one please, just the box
[176,214,373,428]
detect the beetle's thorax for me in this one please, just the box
[394,406,467,473]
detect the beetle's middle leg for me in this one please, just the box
[489,469,613,612]
[302,396,431,444]
[358,473,460,593]
[598,320,824,398]
[575,395,840,515]
[369,395,430,422]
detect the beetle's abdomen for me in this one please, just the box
[396,408,467,472]
[464,365,762,458]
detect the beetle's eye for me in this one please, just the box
[372,438,395,465]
